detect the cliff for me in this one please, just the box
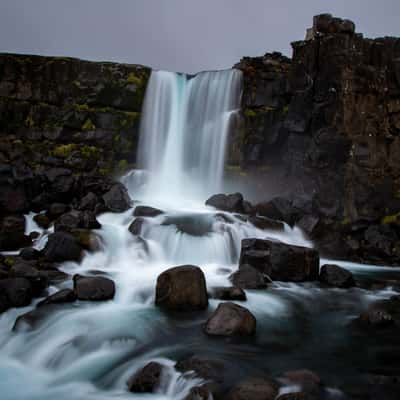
[234,14,400,264]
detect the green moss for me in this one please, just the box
[99,168,109,176]
[127,73,142,86]
[52,144,78,158]
[4,257,15,268]
[117,159,129,172]
[82,118,96,131]
[74,103,91,112]
[244,109,257,118]
[80,145,100,159]
[25,115,34,128]
[382,212,400,225]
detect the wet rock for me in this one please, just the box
[55,210,101,232]
[184,385,212,400]
[79,211,101,229]
[206,193,244,213]
[297,215,321,238]
[281,370,321,396]
[358,297,400,328]
[239,238,319,282]
[19,247,41,261]
[37,288,77,307]
[102,183,132,212]
[127,361,163,393]
[162,214,214,236]
[13,307,51,332]
[248,215,284,231]
[210,286,247,301]
[71,229,102,252]
[9,263,48,296]
[0,215,31,251]
[128,217,145,236]
[319,264,355,288]
[43,232,82,262]
[133,205,163,217]
[73,274,115,301]
[204,302,256,336]
[39,269,69,284]
[230,264,268,289]
[255,197,298,226]
[226,378,279,400]
[33,213,51,229]
[78,192,98,211]
[276,393,309,400]
[155,265,208,311]
[46,203,69,220]
[0,278,32,310]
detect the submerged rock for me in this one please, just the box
[204,302,256,336]
[226,378,279,400]
[239,238,319,282]
[73,274,115,301]
[133,205,163,217]
[319,264,355,288]
[210,286,247,301]
[161,214,214,236]
[155,265,208,311]
[206,193,244,213]
[37,289,77,307]
[127,361,164,393]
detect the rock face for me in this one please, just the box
[232,14,400,265]
[155,265,208,311]
[73,275,116,301]
[239,238,319,282]
[204,302,256,336]
[319,264,355,288]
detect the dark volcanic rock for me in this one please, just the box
[78,192,98,211]
[43,232,82,262]
[204,302,256,336]
[210,286,247,301]
[0,278,32,310]
[155,265,208,311]
[133,205,163,217]
[230,264,268,289]
[37,289,77,307]
[206,193,244,213]
[73,274,115,301]
[102,183,132,212]
[9,263,48,296]
[248,215,284,231]
[239,238,319,282]
[128,217,145,236]
[319,264,355,288]
[255,197,298,226]
[0,215,31,251]
[127,362,163,393]
[226,378,279,400]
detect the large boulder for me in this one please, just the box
[205,193,244,213]
[133,205,163,217]
[0,278,32,311]
[254,197,298,226]
[319,264,355,288]
[229,264,268,289]
[73,275,115,301]
[248,216,284,231]
[226,378,279,400]
[204,302,256,336]
[127,362,164,393]
[37,289,77,307]
[102,183,132,212]
[42,232,82,262]
[210,286,247,301]
[9,263,48,296]
[155,265,208,311]
[239,239,319,282]
[0,215,31,251]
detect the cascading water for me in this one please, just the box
[136,69,242,203]
[1,69,400,400]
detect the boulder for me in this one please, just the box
[128,217,145,236]
[133,205,163,217]
[319,264,355,288]
[184,385,212,400]
[239,239,319,282]
[161,214,214,236]
[210,286,247,301]
[0,278,32,310]
[230,265,268,289]
[19,247,41,261]
[73,274,115,301]
[46,203,69,220]
[33,213,51,229]
[37,289,77,307]
[226,378,279,400]
[255,197,298,226]
[155,265,208,311]
[78,192,98,211]
[55,210,101,232]
[205,193,244,213]
[358,297,400,328]
[204,302,256,336]
[0,215,31,251]
[102,183,132,212]
[43,232,82,262]
[248,216,284,231]
[9,263,48,296]
[127,361,163,393]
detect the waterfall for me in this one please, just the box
[137,69,242,202]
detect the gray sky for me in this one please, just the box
[1,0,399,73]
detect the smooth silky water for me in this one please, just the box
[1,70,400,399]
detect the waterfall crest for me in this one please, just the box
[137,69,242,202]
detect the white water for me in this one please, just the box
[1,70,399,399]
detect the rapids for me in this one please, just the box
[1,69,400,399]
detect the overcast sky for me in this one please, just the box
[1,0,399,73]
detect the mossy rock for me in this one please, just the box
[82,118,96,131]
[52,144,78,158]
[382,212,400,226]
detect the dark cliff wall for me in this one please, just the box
[0,53,150,176]
[234,14,400,264]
